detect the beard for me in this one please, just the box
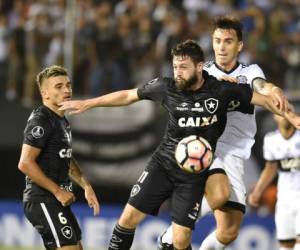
[175,73,198,90]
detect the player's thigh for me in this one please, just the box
[24,202,81,249]
[205,172,230,209]
[222,154,247,208]
[171,177,205,230]
[276,201,297,241]
[214,207,244,236]
[118,203,147,229]
[128,162,173,216]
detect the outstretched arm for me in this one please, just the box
[251,92,300,129]
[253,78,289,112]
[248,161,278,207]
[59,88,140,114]
[69,158,100,216]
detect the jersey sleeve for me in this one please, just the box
[137,77,167,103]
[23,113,52,149]
[222,83,253,110]
[263,133,275,161]
[249,64,266,89]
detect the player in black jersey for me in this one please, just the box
[59,40,299,250]
[18,65,100,250]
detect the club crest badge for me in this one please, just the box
[61,226,73,239]
[204,98,218,114]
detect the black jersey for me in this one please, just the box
[22,106,72,202]
[137,71,253,167]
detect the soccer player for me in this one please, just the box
[158,16,293,250]
[248,114,300,250]
[18,65,100,250]
[59,40,299,250]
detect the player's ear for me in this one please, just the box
[197,62,203,73]
[40,85,50,100]
[238,41,243,53]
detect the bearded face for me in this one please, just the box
[175,71,198,90]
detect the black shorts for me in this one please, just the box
[128,157,207,229]
[23,201,81,249]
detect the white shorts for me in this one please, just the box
[207,151,246,212]
[275,194,300,241]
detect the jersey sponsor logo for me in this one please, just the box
[237,75,248,84]
[176,102,189,111]
[280,157,300,171]
[31,126,44,138]
[59,148,72,158]
[191,102,204,112]
[178,115,218,127]
[61,226,73,239]
[130,184,141,197]
[204,98,218,114]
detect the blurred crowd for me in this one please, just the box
[0,0,300,107]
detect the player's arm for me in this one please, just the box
[253,78,289,112]
[18,144,75,206]
[59,88,140,114]
[251,92,300,129]
[248,161,278,207]
[69,158,100,215]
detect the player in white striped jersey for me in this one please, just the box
[248,115,300,250]
[158,16,292,250]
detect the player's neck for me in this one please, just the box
[215,59,238,72]
[188,76,205,91]
[43,101,65,117]
[279,126,296,139]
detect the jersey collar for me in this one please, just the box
[214,61,240,74]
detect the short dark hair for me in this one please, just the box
[213,16,243,41]
[36,65,68,88]
[171,40,204,64]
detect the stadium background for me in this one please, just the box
[0,0,299,249]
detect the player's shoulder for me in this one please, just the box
[239,62,263,73]
[203,70,221,86]
[27,106,54,125]
[146,77,173,86]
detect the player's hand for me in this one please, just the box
[285,110,300,130]
[217,75,238,83]
[59,100,89,115]
[84,185,100,216]
[55,189,76,207]
[270,87,289,113]
[247,191,261,207]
